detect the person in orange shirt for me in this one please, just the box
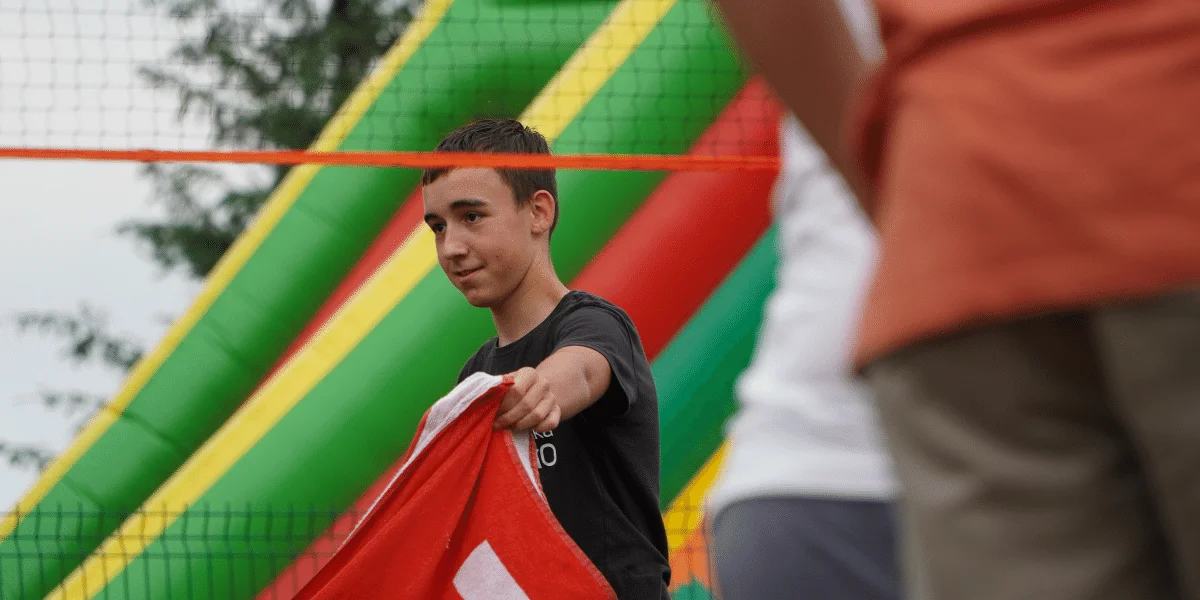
[710,1,1200,599]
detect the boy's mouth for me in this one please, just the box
[453,266,483,281]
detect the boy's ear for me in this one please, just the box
[528,189,556,235]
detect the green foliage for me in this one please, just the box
[0,443,54,472]
[15,304,144,371]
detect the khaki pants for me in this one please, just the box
[866,288,1200,600]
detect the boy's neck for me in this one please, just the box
[491,259,569,347]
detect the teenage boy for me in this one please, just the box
[421,119,671,600]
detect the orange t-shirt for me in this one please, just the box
[852,0,1200,367]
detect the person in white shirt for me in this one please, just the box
[705,6,899,596]
[705,111,899,600]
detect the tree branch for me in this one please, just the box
[0,442,55,473]
[12,304,145,372]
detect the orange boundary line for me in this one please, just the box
[0,147,780,171]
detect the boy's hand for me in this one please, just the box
[495,367,561,432]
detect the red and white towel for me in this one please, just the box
[294,372,615,600]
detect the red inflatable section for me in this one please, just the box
[256,78,780,600]
[572,79,778,356]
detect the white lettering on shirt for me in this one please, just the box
[532,430,557,469]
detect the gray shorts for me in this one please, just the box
[710,496,901,600]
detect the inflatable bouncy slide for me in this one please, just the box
[0,1,782,598]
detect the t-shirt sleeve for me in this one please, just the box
[552,306,641,420]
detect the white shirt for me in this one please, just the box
[706,113,896,512]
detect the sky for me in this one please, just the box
[0,1,211,508]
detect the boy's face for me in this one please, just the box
[422,168,550,308]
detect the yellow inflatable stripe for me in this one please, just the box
[51,1,677,597]
[0,0,455,542]
[522,0,675,138]
[664,444,726,554]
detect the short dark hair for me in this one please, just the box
[422,119,559,237]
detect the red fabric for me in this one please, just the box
[294,376,615,600]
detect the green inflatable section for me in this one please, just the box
[656,228,777,505]
[673,581,718,600]
[0,2,622,599]
[95,1,748,598]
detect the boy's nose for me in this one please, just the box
[441,229,469,258]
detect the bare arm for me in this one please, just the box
[494,346,612,432]
[713,0,873,201]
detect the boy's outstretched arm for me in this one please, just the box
[712,0,873,202]
[494,347,612,432]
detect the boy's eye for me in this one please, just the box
[465,212,483,223]
[430,223,445,233]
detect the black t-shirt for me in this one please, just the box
[457,291,670,599]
